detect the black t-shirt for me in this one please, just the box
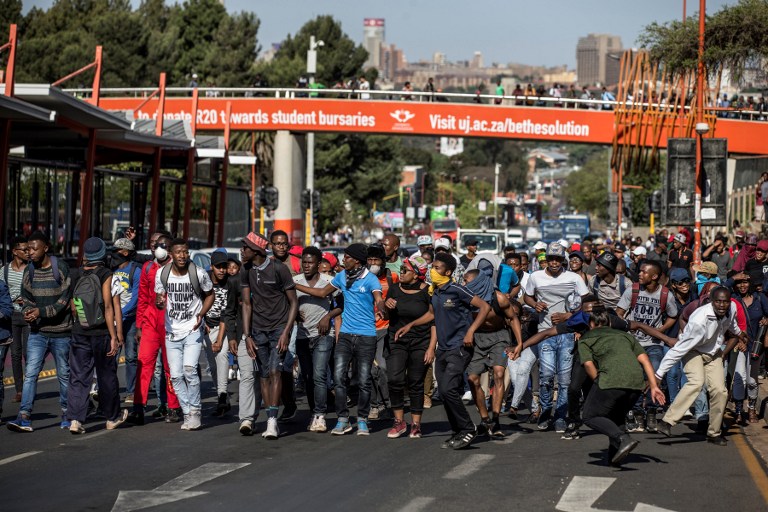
[242,259,295,332]
[668,248,693,269]
[71,266,112,337]
[387,284,432,344]
[744,258,768,282]
[460,255,473,268]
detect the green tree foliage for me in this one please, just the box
[257,15,368,88]
[562,150,610,221]
[0,0,22,32]
[639,0,768,82]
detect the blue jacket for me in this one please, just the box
[0,280,12,341]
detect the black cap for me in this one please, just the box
[211,251,228,267]
[596,252,618,273]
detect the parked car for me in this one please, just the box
[507,228,525,245]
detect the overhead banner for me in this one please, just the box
[97,97,768,153]
[100,97,615,144]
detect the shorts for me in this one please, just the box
[467,329,511,375]
[253,326,287,378]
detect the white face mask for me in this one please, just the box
[154,247,168,261]
[368,264,381,275]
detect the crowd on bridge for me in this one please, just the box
[0,224,766,467]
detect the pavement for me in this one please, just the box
[2,368,768,512]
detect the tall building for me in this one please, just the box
[576,33,623,86]
[380,44,405,82]
[363,18,385,69]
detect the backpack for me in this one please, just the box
[27,256,62,287]
[629,282,669,315]
[73,267,107,329]
[126,261,140,290]
[591,274,627,297]
[159,262,203,299]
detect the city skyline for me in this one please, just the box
[23,0,735,68]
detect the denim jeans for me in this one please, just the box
[295,335,334,414]
[634,343,664,410]
[165,329,203,414]
[334,333,377,419]
[20,333,71,416]
[663,345,682,403]
[121,316,138,394]
[539,333,573,420]
[0,344,8,412]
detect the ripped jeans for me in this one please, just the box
[165,329,203,415]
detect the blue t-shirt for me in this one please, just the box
[432,282,476,350]
[331,269,382,336]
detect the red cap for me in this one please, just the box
[322,252,339,268]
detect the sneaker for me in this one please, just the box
[180,414,191,431]
[60,419,71,429]
[368,406,380,421]
[423,395,432,409]
[611,434,640,465]
[451,429,477,450]
[70,420,86,435]
[106,409,129,430]
[166,408,182,423]
[706,435,728,446]
[537,409,552,431]
[186,409,202,430]
[310,415,327,433]
[127,410,145,426]
[461,390,473,403]
[478,417,493,436]
[656,420,673,438]
[387,419,408,438]
[124,394,134,404]
[625,411,642,432]
[646,409,658,433]
[7,414,33,433]
[331,418,352,435]
[239,419,254,436]
[228,368,236,380]
[277,405,297,423]
[490,418,505,438]
[152,405,169,419]
[236,369,241,380]
[409,423,422,439]
[264,417,279,439]
[357,418,370,436]
[554,418,567,433]
[561,427,581,440]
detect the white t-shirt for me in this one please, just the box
[155,267,213,338]
[294,273,336,339]
[524,269,589,331]
[616,285,678,347]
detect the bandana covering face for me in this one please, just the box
[465,270,494,302]
[429,268,451,295]
[345,265,366,288]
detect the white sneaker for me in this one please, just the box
[69,420,85,435]
[236,369,241,380]
[187,409,202,430]
[462,390,473,403]
[310,415,327,433]
[228,368,236,380]
[264,417,279,439]
[180,414,191,431]
[239,419,254,436]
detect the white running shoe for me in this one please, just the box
[264,417,279,439]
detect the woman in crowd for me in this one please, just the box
[384,256,435,438]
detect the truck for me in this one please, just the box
[559,214,591,242]
[540,219,564,243]
[456,228,507,257]
[430,218,460,242]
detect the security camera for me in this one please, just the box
[317,40,325,47]
[695,122,709,135]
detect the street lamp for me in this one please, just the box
[693,0,706,265]
[305,35,324,246]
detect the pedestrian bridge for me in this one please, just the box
[97,89,768,155]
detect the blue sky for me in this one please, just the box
[23,0,735,67]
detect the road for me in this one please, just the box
[1,373,767,512]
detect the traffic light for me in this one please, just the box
[312,190,321,216]
[301,189,311,211]
[255,185,267,208]
[649,189,662,215]
[265,186,279,210]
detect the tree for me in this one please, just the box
[562,150,610,221]
[257,15,368,88]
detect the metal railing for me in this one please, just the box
[61,86,768,121]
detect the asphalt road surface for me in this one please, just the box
[1,373,767,512]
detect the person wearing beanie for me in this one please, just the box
[588,252,627,312]
[110,238,142,404]
[8,232,73,433]
[294,242,386,436]
[66,237,128,434]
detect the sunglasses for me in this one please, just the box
[399,265,413,274]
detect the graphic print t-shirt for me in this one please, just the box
[616,285,678,347]
[155,267,213,338]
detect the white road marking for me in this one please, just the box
[0,451,42,466]
[556,476,677,512]
[398,496,436,512]
[76,429,112,440]
[111,462,250,512]
[442,454,495,479]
